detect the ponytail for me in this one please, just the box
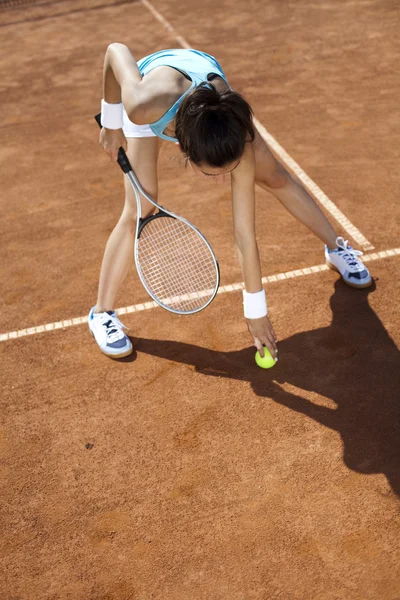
[175,82,255,167]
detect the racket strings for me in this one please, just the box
[137,216,218,312]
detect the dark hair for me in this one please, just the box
[175,82,255,168]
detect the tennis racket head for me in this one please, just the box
[135,212,220,315]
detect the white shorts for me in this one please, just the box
[122,107,157,138]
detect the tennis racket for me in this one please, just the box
[95,113,220,315]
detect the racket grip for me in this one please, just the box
[94,112,133,174]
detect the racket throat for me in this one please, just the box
[137,210,174,238]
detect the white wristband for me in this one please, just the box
[101,99,124,130]
[242,288,267,319]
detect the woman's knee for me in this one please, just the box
[253,130,290,189]
[121,135,160,223]
[256,162,289,190]
[123,178,157,222]
[264,166,289,189]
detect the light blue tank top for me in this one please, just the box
[137,49,229,142]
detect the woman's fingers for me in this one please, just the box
[254,337,264,358]
[262,336,277,359]
[268,330,278,354]
[247,316,278,360]
[266,327,278,357]
[254,337,277,361]
[99,129,127,162]
[267,322,277,345]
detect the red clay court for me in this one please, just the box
[1,0,399,598]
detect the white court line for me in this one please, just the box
[140,0,191,49]
[139,0,374,252]
[1,247,399,343]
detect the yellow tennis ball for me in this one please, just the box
[255,347,277,369]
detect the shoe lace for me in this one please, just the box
[336,237,365,272]
[100,313,129,343]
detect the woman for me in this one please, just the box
[89,44,371,359]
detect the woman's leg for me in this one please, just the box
[95,135,161,313]
[252,126,371,287]
[252,127,338,249]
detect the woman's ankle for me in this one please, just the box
[94,304,114,314]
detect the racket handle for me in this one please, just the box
[94,112,132,174]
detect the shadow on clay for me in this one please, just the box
[134,279,400,496]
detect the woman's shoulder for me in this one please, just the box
[133,66,191,124]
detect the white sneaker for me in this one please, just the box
[88,307,133,358]
[325,237,372,288]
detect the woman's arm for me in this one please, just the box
[231,142,262,292]
[104,43,178,124]
[103,43,151,123]
[231,142,277,358]
[100,43,162,161]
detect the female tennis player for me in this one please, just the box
[89,44,371,359]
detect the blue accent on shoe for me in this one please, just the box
[327,244,355,254]
[107,337,129,349]
[349,270,369,280]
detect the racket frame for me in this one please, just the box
[95,114,220,315]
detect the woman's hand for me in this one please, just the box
[246,315,277,359]
[99,127,127,162]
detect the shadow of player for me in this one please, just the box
[135,279,400,495]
